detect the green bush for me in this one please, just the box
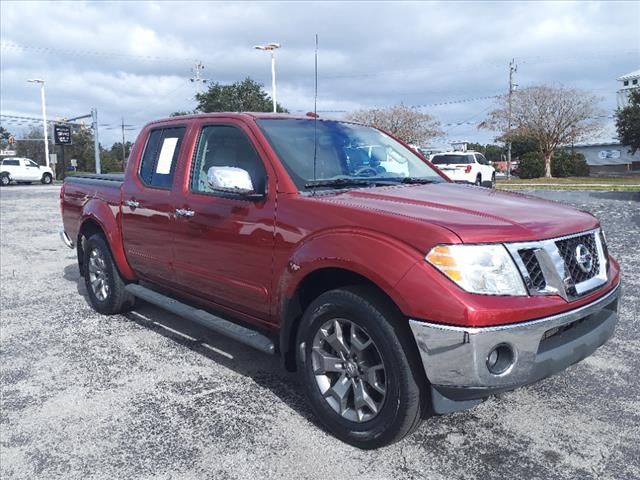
[551,150,589,177]
[519,152,545,179]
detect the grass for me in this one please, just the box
[496,176,640,191]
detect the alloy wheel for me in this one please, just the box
[311,318,387,422]
[88,247,110,301]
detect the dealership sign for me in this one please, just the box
[53,124,72,145]
[598,149,621,159]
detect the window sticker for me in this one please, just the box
[155,137,179,174]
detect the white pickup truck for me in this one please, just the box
[0,157,54,186]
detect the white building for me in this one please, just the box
[616,69,640,108]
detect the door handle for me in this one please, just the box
[175,208,195,217]
[124,200,139,209]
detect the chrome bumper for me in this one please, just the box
[409,283,620,413]
[60,230,74,249]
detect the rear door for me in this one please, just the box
[1,159,21,179]
[121,125,187,286]
[170,120,276,321]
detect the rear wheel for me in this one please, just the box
[296,286,425,449]
[83,234,135,315]
[41,173,53,184]
[0,173,10,186]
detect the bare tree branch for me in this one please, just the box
[346,104,443,145]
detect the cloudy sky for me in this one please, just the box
[1,0,639,147]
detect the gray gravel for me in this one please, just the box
[1,185,639,480]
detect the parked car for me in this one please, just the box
[430,151,495,187]
[60,113,620,449]
[0,157,54,185]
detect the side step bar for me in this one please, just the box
[125,284,275,355]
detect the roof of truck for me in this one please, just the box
[149,112,328,125]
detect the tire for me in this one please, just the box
[475,174,482,186]
[0,173,10,186]
[296,286,426,449]
[490,173,496,189]
[41,173,53,184]
[83,233,135,315]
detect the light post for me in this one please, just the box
[254,43,281,113]
[27,79,50,168]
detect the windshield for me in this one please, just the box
[256,118,445,190]
[431,154,473,165]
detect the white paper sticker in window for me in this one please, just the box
[155,137,179,174]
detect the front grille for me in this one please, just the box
[518,249,546,290]
[555,233,600,285]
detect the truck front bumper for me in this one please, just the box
[409,283,621,414]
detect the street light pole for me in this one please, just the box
[27,79,50,168]
[254,43,281,113]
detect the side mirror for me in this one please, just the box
[207,166,264,200]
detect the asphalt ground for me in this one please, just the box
[1,185,639,480]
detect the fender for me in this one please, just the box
[80,199,137,281]
[277,227,424,320]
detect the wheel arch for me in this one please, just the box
[77,215,137,281]
[279,266,407,372]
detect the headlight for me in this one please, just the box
[426,244,527,296]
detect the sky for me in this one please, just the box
[1,0,639,148]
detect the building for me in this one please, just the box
[616,69,640,108]
[571,142,639,174]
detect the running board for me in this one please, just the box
[125,284,275,355]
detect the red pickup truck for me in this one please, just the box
[60,113,620,448]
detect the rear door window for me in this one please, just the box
[2,159,20,166]
[431,155,472,165]
[138,127,185,188]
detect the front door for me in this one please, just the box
[171,122,276,321]
[22,159,42,180]
[121,126,187,286]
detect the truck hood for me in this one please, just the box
[319,183,599,243]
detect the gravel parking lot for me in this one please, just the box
[1,185,639,480]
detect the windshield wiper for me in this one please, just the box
[396,177,440,184]
[304,178,386,189]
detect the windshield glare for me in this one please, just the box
[257,119,444,190]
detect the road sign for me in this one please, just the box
[53,124,72,145]
[49,153,57,165]
[70,158,77,167]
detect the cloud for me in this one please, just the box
[1,0,638,146]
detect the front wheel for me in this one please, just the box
[41,173,53,184]
[83,234,135,315]
[296,286,426,449]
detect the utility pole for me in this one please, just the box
[121,117,127,164]
[92,108,101,174]
[190,61,208,93]
[506,58,518,180]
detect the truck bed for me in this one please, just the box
[64,173,124,187]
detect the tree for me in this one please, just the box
[195,77,287,113]
[346,104,442,145]
[480,85,602,177]
[615,89,640,155]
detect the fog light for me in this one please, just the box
[486,344,515,375]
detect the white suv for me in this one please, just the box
[430,151,495,187]
[0,157,54,186]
